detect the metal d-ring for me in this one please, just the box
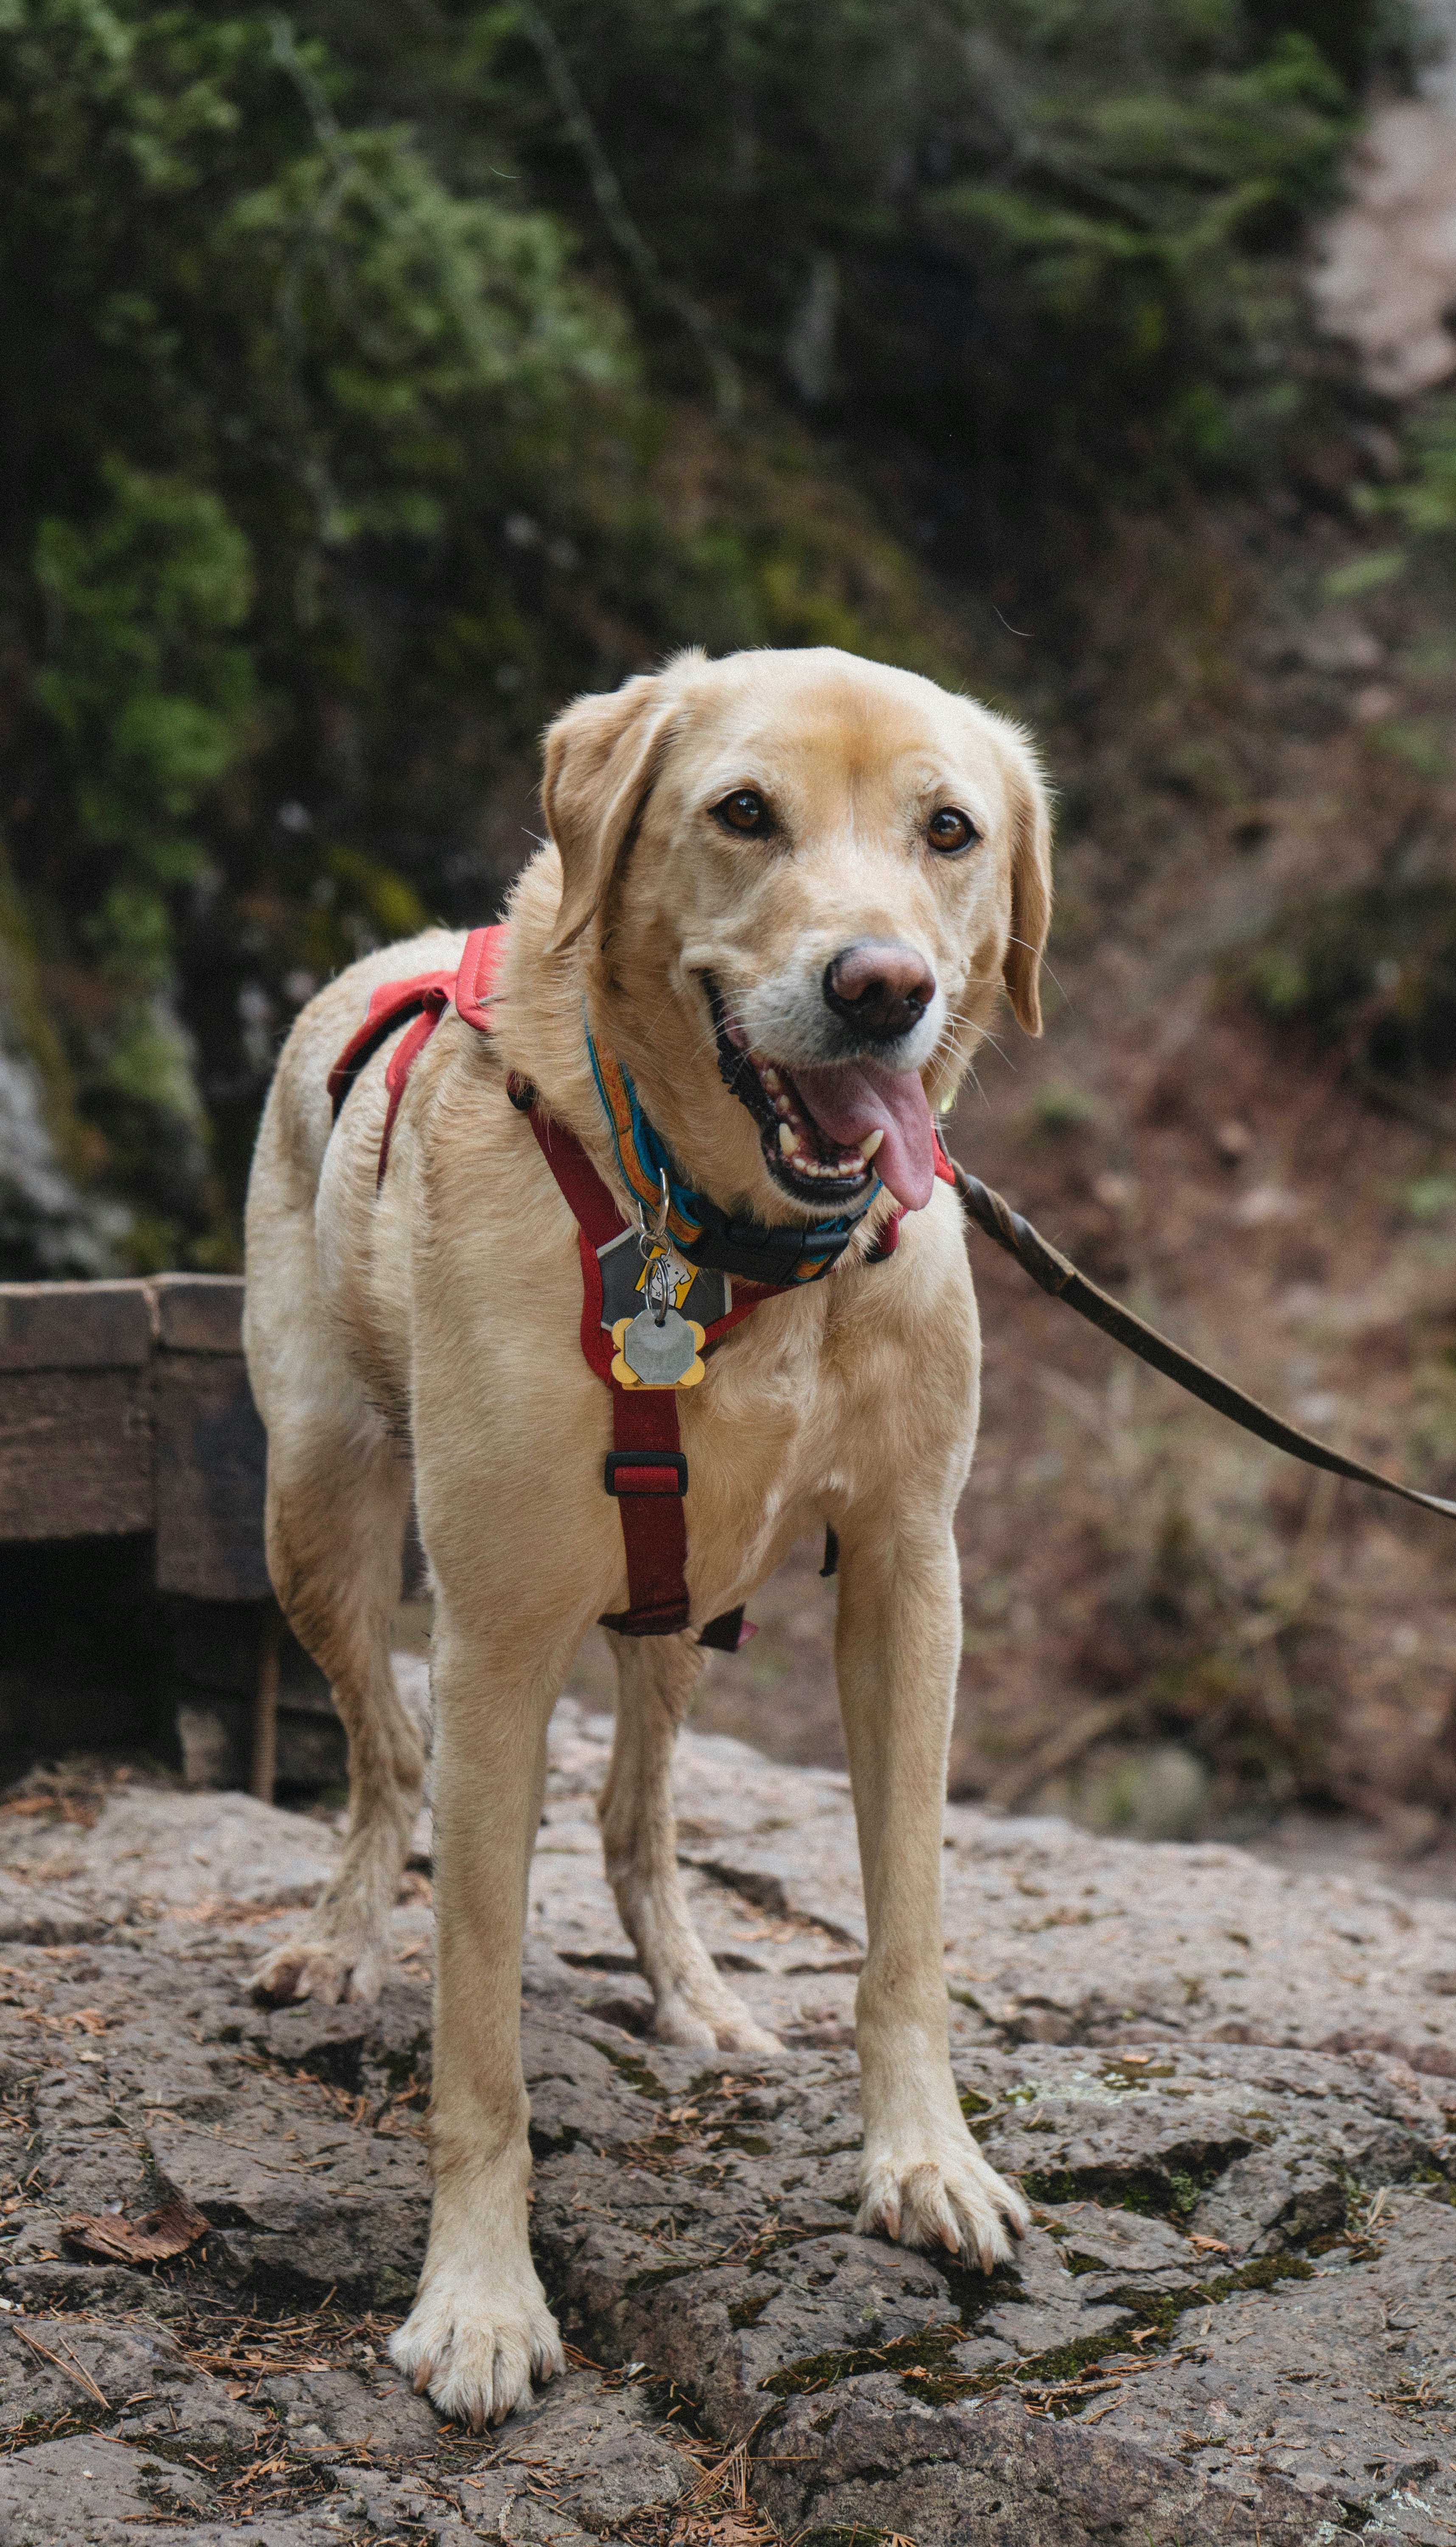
[636,1166,671,1255]
[644,1251,673,1326]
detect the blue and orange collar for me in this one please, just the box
[584,1020,881,1290]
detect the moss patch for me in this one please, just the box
[1021,2141,1253,2221]
[761,2322,967,2398]
[729,2292,771,2329]
[900,2251,1316,2408]
[602,2047,668,2103]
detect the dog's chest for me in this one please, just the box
[677,1305,871,1542]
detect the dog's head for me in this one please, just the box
[539,646,1052,1220]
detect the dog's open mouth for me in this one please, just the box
[705,979,937,1213]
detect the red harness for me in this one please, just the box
[327,923,953,1641]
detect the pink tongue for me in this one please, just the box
[791,1060,938,1212]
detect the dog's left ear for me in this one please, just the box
[1001,742,1053,1037]
[541,669,684,954]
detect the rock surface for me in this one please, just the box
[1,1695,1456,2542]
[1311,0,1456,398]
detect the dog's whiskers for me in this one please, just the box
[1007,935,1067,1003]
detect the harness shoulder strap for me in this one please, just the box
[326,967,457,1122]
[455,923,508,1029]
[325,927,510,1186]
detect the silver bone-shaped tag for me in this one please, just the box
[622,1305,699,1386]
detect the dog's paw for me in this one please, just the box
[248,1931,385,2007]
[711,2008,783,2058]
[653,1984,781,2059]
[858,2137,1030,2271]
[390,2269,564,2430]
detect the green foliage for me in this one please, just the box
[33,463,254,900]
[1371,398,1456,539]
[437,0,1389,491]
[1402,1175,1456,1222]
[1238,880,1456,1080]
[0,0,637,1260]
[1340,396,1456,599]
[0,0,1406,1267]
[1322,549,1407,599]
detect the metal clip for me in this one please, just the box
[643,1251,674,1327]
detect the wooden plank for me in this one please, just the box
[251,1608,281,1804]
[0,1275,264,1580]
[148,1275,245,1356]
[0,1369,154,1539]
[0,1281,152,1372]
[152,1355,269,1600]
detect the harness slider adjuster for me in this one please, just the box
[604,1451,688,1497]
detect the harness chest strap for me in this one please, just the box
[514,1085,755,1639]
[327,925,798,1641]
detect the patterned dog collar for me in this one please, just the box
[584,1019,880,1289]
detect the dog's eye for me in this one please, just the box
[927,807,977,855]
[715,789,770,836]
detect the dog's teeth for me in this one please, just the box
[778,1122,797,1156]
[763,1068,781,1091]
[858,1128,885,1161]
[775,1094,791,1116]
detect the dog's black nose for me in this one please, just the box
[823,940,936,1043]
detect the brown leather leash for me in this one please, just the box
[948,1158,1456,1524]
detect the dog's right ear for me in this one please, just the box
[541,672,682,955]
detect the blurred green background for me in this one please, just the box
[0,0,1431,1274]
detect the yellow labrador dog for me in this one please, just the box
[242,643,1051,2430]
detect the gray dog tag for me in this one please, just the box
[621,1306,699,1386]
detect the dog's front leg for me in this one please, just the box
[835,1517,1029,2270]
[599,1631,780,2055]
[388,1616,564,2429]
